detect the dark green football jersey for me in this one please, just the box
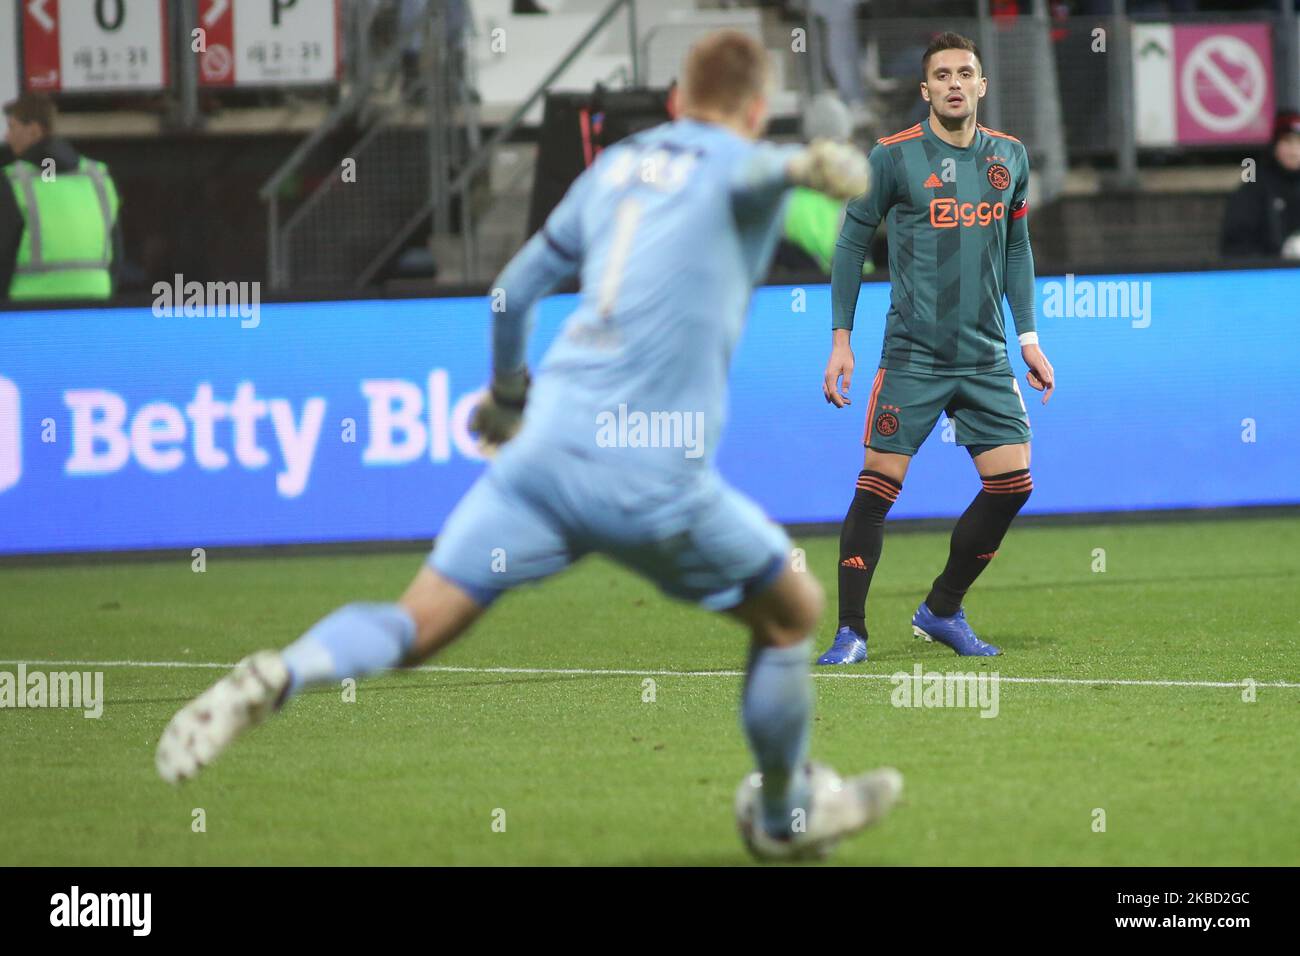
[831,120,1036,376]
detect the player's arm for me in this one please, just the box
[472,176,585,453]
[824,145,891,407]
[1006,147,1053,405]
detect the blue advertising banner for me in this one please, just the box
[0,269,1296,555]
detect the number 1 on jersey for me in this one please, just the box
[597,197,642,319]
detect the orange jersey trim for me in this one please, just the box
[978,124,1022,144]
[877,124,923,145]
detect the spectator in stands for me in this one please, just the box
[0,93,123,301]
[400,0,479,98]
[1075,1,1197,12]
[1221,110,1300,261]
[808,1,874,129]
[771,92,877,278]
[399,0,429,90]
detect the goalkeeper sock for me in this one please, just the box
[280,603,417,698]
[837,470,902,634]
[926,470,1033,617]
[741,639,813,839]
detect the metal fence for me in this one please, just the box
[800,0,1300,183]
[263,0,1300,288]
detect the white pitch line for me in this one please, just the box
[0,659,1296,690]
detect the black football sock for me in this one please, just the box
[837,470,902,634]
[926,469,1033,617]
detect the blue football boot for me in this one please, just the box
[816,626,868,665]
[911,602,1001,656]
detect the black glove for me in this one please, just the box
[470,371,530,457]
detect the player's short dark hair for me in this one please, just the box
[3,92,55,132]
[922,32,983,78]
[681,29,770,116]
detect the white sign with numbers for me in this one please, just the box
[49,0,168,92]
[202,0,339,87]
[0,0,17,105]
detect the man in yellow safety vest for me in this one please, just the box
[1,93,122,301]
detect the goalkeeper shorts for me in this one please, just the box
[429,434,790,611]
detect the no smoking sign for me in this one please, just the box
[1175,24,1273,144]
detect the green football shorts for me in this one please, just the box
[861,367,1032,457]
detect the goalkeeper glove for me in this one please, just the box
[470,370,529,458]
[787,139,870,201]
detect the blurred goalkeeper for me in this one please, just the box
[156,29,902,861]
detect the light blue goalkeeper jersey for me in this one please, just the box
[490,117,798,474]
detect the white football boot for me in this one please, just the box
[735,762,904,861]
[156,651,290,784]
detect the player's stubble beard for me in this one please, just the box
[930,103,976,135]
[929,94,979,134]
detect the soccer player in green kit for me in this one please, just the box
[817,32,1056,664]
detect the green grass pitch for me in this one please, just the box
[2,514,1298,866]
